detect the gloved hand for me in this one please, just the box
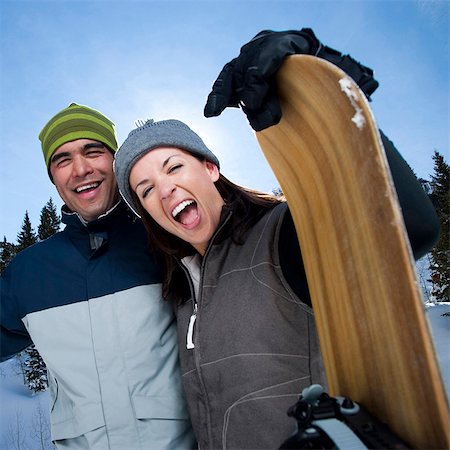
[204,28,379,131]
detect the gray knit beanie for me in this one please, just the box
[114,119,220,216]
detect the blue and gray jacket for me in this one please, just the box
[1,201,195,449]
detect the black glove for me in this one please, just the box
[204,28,379,131]
[316,43,379,100]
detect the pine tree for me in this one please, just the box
[418,177,432,196]
[16,211,37,252]
[14,210,49,393]
[428,151,449,302]
[23,345,49,394]
[0,236,16,273]
[38,198,61,240]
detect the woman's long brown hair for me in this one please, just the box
[132,172,283,303]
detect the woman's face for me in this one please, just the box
[130,147,225,255]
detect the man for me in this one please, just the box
[1,103,196,449]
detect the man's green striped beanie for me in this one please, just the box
[39,103,118,169]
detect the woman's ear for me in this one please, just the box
[205,160,220,182]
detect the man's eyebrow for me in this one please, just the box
[84,142,106,151]
[51,152,70,164]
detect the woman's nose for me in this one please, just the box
[160,181,176,200]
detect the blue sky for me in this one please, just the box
[0,0,448,241]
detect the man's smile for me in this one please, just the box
[74,181,101,194]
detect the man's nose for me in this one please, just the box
[72,156,94,177]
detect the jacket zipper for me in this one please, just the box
[181,210,233,351]
[186,303,197,349]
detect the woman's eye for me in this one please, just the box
[168,164,182,173]
[142,186,153,198]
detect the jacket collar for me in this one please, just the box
[60,200,138,256]
[180,206,233,262]
[61,200,130,232]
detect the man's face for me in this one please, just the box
[49,139,118,222]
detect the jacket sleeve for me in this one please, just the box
[380,130,440,260]
[0,271,32,361]
[279,131,440,304]
[278,211,311,307]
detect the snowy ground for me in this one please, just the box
[425,303,450,397]
[0,303,449,449]
[0,359,52,449]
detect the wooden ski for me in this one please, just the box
[255,55,449,449]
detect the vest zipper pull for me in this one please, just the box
[186,303,198,349]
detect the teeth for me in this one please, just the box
[76,183,99,193]
[172,200,194,218]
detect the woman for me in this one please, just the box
[114,118,438,449]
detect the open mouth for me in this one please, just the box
[74,182,101,194]
[172,200,198,225]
